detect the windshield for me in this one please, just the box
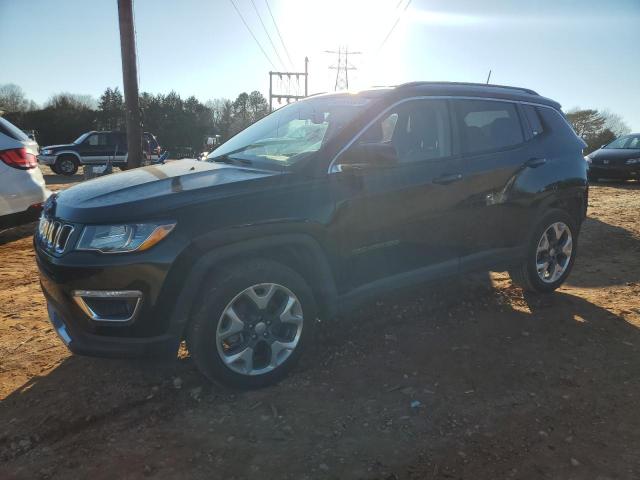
[73,132,90,144]
[604,135,640,149]
[208,95,371,165]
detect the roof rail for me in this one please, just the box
[396,81,539,96]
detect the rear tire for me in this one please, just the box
[186,259,317,389]
[509,209,578,293]
[55,155,78,176]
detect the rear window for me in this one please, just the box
[0,117,29,141]
[522,104,544,137]
[454,100,524,154]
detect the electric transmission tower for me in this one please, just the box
[326,47,362,91]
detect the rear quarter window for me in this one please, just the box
[453,99,524,154]
[522,104,544,137]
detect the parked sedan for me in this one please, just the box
[0,117,50,229]
[586,133,640,181]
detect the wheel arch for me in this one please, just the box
[167,234,339,339]
[54,150,82,163]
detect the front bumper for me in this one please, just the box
[37,155,56,165]
[36,242,182,358]
[589,164,640,179]
[44,297,179,358]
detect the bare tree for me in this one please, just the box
[600,110,631,137]
[565,108,605,138]
[45,93,97,110]
[0,83,34,112]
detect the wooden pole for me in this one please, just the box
[304,57,308,96]
[117,0,143,168]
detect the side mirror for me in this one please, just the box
[336,142,398,171]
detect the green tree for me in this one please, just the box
[98,87,124,130]
[248,90,269,122]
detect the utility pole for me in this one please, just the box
[326,47,361,91]
[268,57,309,111]
[117,0,143,168]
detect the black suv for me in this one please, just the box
[35,82,588,388]
[38,131,161,175]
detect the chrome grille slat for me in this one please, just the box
[38,217,74,254]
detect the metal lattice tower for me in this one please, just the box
[326,47,361,91]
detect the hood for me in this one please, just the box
[589,148,640,162]
[43,144,75,151]
[53,159,280,223]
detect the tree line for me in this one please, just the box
[0,83,632,155]
[0,83,270,153]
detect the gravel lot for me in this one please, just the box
[1,169,639,479]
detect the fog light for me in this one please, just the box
[72,290,142,323]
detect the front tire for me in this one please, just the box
[55,155,79,176]
[186,259,316,389]
[509,209,578,293]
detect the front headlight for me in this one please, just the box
[41,149,53,155]
[584,156,592,164]
[76,222,176,253]
[625,158,640,165]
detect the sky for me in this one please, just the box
[1,0,639,130]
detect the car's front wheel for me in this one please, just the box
[186,259,316,388]
[509,209,578,293]
[54,155,79,176]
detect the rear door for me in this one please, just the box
[331,98,469,289]
[450,98,533,270]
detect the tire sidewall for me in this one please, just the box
[188,260,317,389]
[525,210,578,292]
[55,156,78,176]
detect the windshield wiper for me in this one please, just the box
[212,155,252,165]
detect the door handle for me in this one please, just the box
[433,173,463,185]
[524,157,547,168]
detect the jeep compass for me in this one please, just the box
[35,82,588,388]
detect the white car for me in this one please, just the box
[0,117,50,228]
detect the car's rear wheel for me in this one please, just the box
[509,209,578,293]
[186,259,316,388]
[55,155,78,176]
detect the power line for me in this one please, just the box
[377,0,412,53]
[264,0,294,69]
[249,0,286,70]
[228,0,277,70]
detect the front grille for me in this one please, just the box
[38,217,74,254]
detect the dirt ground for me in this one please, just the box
[1,169,639,479]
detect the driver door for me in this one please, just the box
[331,99,470,289]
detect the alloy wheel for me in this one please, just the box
[535,221,573,283]
[59,158,75,174]
[215,283,304,376]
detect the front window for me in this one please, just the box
[208,95,372,166]
[73,132,90,144]
[604,135,640,149]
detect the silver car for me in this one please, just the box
[0,117,50,228]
